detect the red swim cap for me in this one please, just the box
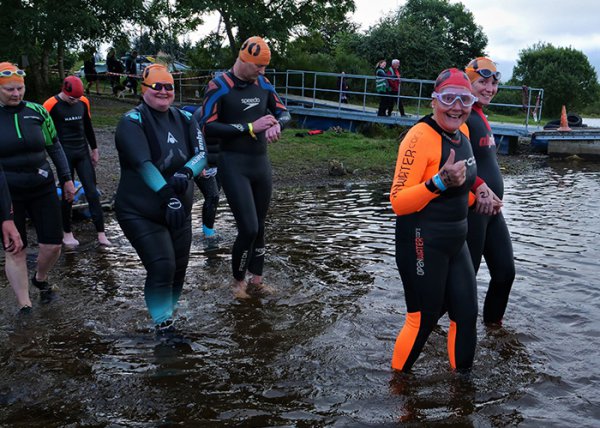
[62,76,84,98]
[434,68,472,92]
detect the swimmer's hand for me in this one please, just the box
[158,185,187,230]
[168,167,193,195]
[438,149,466,188]
[474,182,503,215]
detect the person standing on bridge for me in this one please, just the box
[387,59,406,117]
[389,68,479,373]
[195,36,291,299]
[375,60,390,116]
[464,56,514,326]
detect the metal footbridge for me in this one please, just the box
[263,70,544,153]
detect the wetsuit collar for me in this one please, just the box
[421,114,461,143]
[228,70,254,88]
[0,100,25,113]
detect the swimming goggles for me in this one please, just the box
[466,67,501,80]
[0,69,26,77]
[432,92,478,107]
[142,82,174,91]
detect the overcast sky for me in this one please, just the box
[353,0,600,80]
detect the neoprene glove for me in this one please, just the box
[168,167,192,195]
[158,185,187,230]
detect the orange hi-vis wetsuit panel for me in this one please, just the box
[389,115,478,372]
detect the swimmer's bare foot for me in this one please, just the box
[232,280,251,300]
[247,282,275,297]
[97,232,112,247]
[62,232,79,247]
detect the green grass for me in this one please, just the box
[91,98,136,127]
[270,127,401,177]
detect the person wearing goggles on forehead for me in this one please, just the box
[115,64,207,333]
[194,36,291,300]
[464,57,515,326]
[389,68,478,373]
[0,61,76,312]
[43,76,111,248]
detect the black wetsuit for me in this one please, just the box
[196,71,291,281]
[43,95,105,234]
[191,107,221,232]
[0,101,72,247]
[390,115,478,372]
[115,102,206,325]
[466,105,515,324]
[0,163,13,223]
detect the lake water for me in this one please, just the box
[1,159,599,426]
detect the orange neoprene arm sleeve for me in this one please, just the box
[390,123,442,215]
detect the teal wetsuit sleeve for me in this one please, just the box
[137,161,168,192]
[115,110,169,192]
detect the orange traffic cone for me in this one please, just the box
[557,105,572,131]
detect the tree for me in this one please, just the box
[511,43,600,117]
[0,0,146,99]
[177,0,356,60]
[358,0,487,80]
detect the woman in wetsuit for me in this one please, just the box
[389,68,479,373]
[464,57,515,325]
[0,61,76,311]
[195,36,291,299]
[114,64,207,332]
[43,75,111,247]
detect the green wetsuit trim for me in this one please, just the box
[13,113,21,139]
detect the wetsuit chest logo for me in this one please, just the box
[241,97,260,111]
[167,132,178,145]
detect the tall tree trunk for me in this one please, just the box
[41,44,51,86]
[219,10,237,60]
[57,38,65,80]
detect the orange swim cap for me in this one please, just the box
[0,62,25,85]
[238,36,271,66]
[465,57,500,82]
[141,64,174,94]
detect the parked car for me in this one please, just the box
[75,62,107,79]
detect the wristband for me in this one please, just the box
[432,173,447,192]
[248,123,257,139]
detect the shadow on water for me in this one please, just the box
[1,162,599,425]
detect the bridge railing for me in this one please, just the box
[262,69,544,131]
[174,68,544,132]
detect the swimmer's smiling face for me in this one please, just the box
[432,85,473,133]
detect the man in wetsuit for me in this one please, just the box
[0,61,76,311]
[43,76,111,247]
[465,57,515,325]
[195,36,291,299]
[115,64,207,332]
